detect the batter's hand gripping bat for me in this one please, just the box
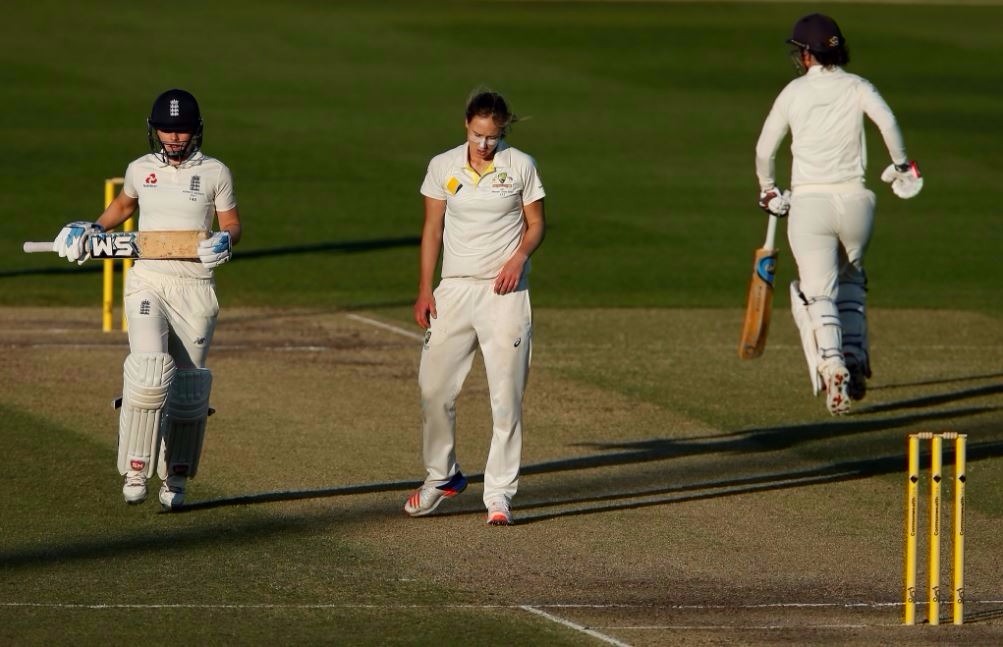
[23,230,207,260]
[738,215,779,359]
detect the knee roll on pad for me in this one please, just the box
[118,352,176,477]
[158,368,212,480]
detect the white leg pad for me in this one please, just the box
[837,279,869,370]
[805,296,843,363]
[790,281,822,395]
[157,368,212,480]
[118,353,176,477]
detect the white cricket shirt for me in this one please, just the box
[122,152,237,279]
[420,142,545,280]
[756,65,908,191]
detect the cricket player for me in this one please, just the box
[53,89,242,509]
[406,90,546,525]
[755,14,923,415]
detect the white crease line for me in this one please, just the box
[520,606,633,647]
[346,313,424,341]
[606,624,869,630]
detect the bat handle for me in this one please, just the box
[763,215,779,250]
[23,241,56,253]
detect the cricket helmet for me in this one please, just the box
[147,88,204,161]
[786,13,845,55]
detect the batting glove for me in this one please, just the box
[881,161,923,199]
[55,221,103,264]
[198,231,232,269]
[758,188,792,217]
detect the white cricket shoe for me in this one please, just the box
[404,471,468,517]
[122,471,147,505]
[159,475,186,511]
[825,366,852,416]
[486,497,513,526]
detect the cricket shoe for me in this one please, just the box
[847,361,869,401]
[122,471,148,505]
[404,472,468,517]
[825,366,852,416]
[159,475,186,511]
[486,497,513,526]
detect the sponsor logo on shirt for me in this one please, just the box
[144,173,158,187]
[446,176,463,195]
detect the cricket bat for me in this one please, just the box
[738,214,779,360]
[23,230,207,260]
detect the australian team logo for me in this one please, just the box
[491,171,514,192]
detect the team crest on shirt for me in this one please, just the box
[183,175,204,202]
[490,171,515,195]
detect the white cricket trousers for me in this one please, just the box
[788,184,875,364]
[123,265,220,370]
[418,278,533,505]
[788,184,875,300]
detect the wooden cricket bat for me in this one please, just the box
[23,230,207,260]
[738,215,779,359]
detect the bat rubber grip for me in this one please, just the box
[23,241,56,253]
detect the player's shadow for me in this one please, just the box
[509,437,1003,525]
[174,399,999,514]
[868,371,1003,391]
[852,383,1003,415]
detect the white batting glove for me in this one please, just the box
[881,161,923,199]
[198,231,232,269]
[54,221,103,264]
[758,188,792,217]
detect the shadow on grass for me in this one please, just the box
[3,398,1000,568]
[853,383,1003,415]
[869,372,1003,391]
[511,437,1003,525]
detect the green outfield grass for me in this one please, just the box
[2,1,1001,312]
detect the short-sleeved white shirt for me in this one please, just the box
[122,151,237,279]
[755,66,907,190]
[420,142,545,280]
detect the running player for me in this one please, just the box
[755,13,922,415]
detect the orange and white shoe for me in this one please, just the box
[486,497,513,526]
[825,366,852,416]
[403,472,468,517]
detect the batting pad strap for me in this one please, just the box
[158,369,212,480]
[118,353,176,477]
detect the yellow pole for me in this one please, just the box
[953,434,966,625]
[101,179,116,332]
[121,214,134,331]
[928,434,942,625]
[904,434,919,625]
